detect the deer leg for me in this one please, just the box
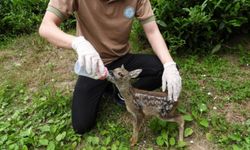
[130,112,144,146]
[162,115,184,141]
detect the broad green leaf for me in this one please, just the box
[184,128,193,137]
[0,134,8,144]
[198,103,207,112]
[157,20,167,27]
[40,96,47,101]
[50,125,57,133]
[183,8,190,12]
[177,141,187,148]
[100,130,109,135]
[211,44,221,54]
[104,136,111,146]
[219,22,225,30]
[156,136,164,146]
[169,137,176,146]
[177,106,186,113]
[111,143,118,150]
[199,119,209,128]
[192,110,198,119]
[22,145,28,150]
[245,119,250,126]
[206,133,213,141]
[71,142,77,149]
[233,145,240,150]
[229,134,241,142]
[228,19,242,27]
[87,136,93,144]
[101,147,107,150]
[92,137,100,145]
[82,146,93,150]
[118,142,129,150]
[20,127,32,137]
[158,120,167,127]
[39,125,50,132]
[56,131,66,141]
[183,115,193,121]
[9,144,19,150]
[161,129,168,140]
[47,141,55,150]
[245,137,250,144]
[114,140,120,146]
[39,139,49,146]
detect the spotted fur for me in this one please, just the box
[133,93,175,117]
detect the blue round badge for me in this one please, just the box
[124,6,135,19]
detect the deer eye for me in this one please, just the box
[118,72,124,77]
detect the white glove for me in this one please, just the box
[72,36,107,79]
[162,61,182,102]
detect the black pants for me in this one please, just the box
[72,53,163,134]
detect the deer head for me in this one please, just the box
[107,65,142,90]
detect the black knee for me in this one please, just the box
[72,119,96,135]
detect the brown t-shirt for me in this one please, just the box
[47,0,155,64]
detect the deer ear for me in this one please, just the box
[129,69,142,78]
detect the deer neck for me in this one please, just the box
[116,83,134,102]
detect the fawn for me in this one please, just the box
[107,65,184,146]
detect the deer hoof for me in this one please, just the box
[130,136,137,146]
[179,137,184,142]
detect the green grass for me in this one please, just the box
[0,33,249,150]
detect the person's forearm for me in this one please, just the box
[39,17,75,49]
[39,22,75,49]
[143,22,173,64]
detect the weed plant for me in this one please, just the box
[0,33,249,149]
[136,0,250,54]
[0,0,75,41]
[1,0,249,55]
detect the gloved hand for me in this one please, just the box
[72,36,107,79]
[162,61,182,102]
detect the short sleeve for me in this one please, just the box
[135,0,155,24]
[47,0,78,20]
